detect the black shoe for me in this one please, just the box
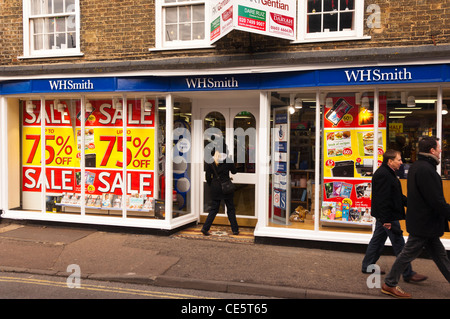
[201,229,210,236]
[232,231,239,235]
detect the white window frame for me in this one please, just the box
[21,0,82,59]
[295,0,368,43]
[153,0,213,51]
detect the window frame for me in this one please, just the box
[21,0,82,59]
[153,0,213,51]
[295,0,367,43]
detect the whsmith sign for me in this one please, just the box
[1,64,449,95]
[210,0,296,43]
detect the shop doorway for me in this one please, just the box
[200,105,259,227]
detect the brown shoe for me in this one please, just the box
[381,283,412,299]
[404,273,428,283]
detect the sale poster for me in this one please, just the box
[321,96,386,226]
[22,99,156,212]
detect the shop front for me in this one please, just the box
[1,62,450,247]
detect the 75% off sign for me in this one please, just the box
[23,127,76,167]
[97,128,155,170]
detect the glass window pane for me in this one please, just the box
[31,0,41,15]
[54,0,64,13]
[179,6,191,23]
[66,0,75,12]
[165,7,177,23]
[340,12,354,30]
[179,24,191,40]
[234,112,256,173]
[67,32,76,48]
[269,92,317,229]
[341,0,354,10]
[308,0,322,13]
[166,25,177,41]
[383,89,438,178]
[323,13,337,32]
[308,15,321,33]
[192,22,204,40]
[193,5,204,21]
[442,89,450,178]
[173,96,192,219]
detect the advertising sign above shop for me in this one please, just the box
[210,0,296,43]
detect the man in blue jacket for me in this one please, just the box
[382,137,450,298]
[362,149,426,283]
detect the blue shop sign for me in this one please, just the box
[1,64,449,95]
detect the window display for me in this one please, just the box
[269,92,316,230]
[321,93,385,228]
[21,96,160,218]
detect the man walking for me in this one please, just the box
[382,136,450,298]
[362,149,426,284]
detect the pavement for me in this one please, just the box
[0,219,448,299]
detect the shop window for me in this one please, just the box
[22,0,81,58]
[297,0,365,42]
[383,89,438,179]
[172,97,192,218]
[442,88,450,179]
[12,96,163,220]
[269,92,316,229]
[154,0,209,50]
[321,91,378,233]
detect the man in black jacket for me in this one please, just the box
[382,137,450,298]
[362,149,426,283]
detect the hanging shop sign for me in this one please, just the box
[321,95,387,227]
[210,0,296,43]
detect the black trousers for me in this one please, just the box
[385,234,450,287]
[202,196,239,233]
[362,220,414,279]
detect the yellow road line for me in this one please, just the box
[0,275,213,299]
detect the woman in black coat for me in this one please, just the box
[201,146,239,236]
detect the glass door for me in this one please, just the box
[201,107,258,227]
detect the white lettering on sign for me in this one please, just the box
[344,68,412,83]
[247,0,289,11]
[49,80,94,91]
[185,77,239,89]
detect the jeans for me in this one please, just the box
[385,234,450,287]
[362,220,415,279]
[202,196,239,233]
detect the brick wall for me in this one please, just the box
[1,0,449,68]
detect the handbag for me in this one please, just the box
[211,163,235,195]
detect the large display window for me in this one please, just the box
[269,92,316,230]
[267,87,449,239]
[7,93,192,225]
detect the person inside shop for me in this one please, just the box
[382,137,450,298]
[202,140,239,236]
[362,149,427,284]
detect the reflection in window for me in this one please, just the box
[234,111,256,173]
[442,89,450,178]
[384,89,437,179]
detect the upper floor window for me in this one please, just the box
[22,0,81,58]
[154,0,210,50]
[297,0,365,42]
